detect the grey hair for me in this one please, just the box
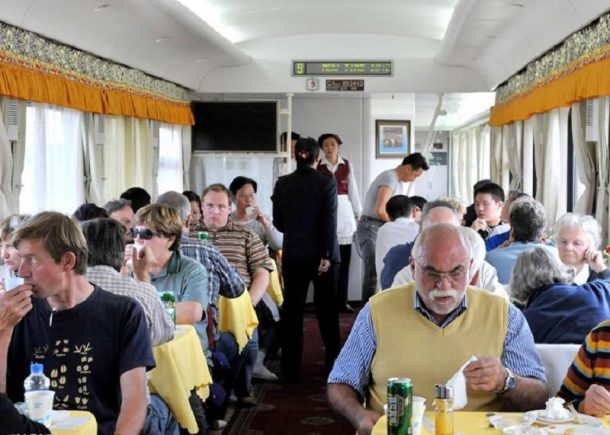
[552,213,602,249]
[103,198,132,214]
[156,191,191,224]
[420,200,459,229]
[509,199,547,242]
[411,224,471,277]
[510,247,573,304]
[459,227,485,276]
[437,196,467,217]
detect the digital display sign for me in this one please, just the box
[293,61,392,76]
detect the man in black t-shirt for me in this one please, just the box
[0,212,154,434]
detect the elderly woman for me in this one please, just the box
[553,213,609,284]
[0,214,31,282]
[511,247,610,344]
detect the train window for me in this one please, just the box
[158,124,185,194]
[20,104,85,214]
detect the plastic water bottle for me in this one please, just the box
[197,231,210,245]
[23,363,50,392]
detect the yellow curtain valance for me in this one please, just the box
[490,13,610,127]
[0,60,194,125]
[490,55,610,126]
[0,21,193,125]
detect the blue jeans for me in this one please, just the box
[144,394,180,435]
[356,216,384,303]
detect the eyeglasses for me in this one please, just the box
[415,262,468,283]
[131,227,158,240]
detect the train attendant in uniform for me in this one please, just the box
[272,137,341,383]
[317,133,362,313]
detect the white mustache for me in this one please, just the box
[429,289,458,299]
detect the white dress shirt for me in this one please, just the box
[375,217,419,278]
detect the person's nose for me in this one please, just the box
[18,260,31,278]
[436,275,452,290]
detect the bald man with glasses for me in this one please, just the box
[327,224,548,435]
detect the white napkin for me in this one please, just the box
[446,355,478,410]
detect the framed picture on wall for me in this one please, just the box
[375,119,411,158]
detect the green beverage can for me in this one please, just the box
[160,291,176,324]
[387,377,412,435]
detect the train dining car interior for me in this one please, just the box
[0,0,610,434]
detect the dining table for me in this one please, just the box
[148,324,213,434]
[50,410,97,434]
[371,411,610,434]
[218,290,259,352]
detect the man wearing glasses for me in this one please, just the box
[327,224,548,435]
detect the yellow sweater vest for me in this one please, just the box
[368,283,508,413]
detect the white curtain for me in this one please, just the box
[20,104,85,214]
[522,119,535,196]
[490,126,503,186]
[157,123,184,195]
[451,124,490,203]
[0,102,14,218]
[532,109,562,225]
[571,101,597,214]
[503,121,523,191]
[594,97,610,246]
[181,125,192,191]
[81,114,104,204]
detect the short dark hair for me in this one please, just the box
[72,203,109,222]
[401,152,429,170]
[294,137,319,166]
[317,133,342,148]
[182,191,201,207]
[474,182,505,202]
[385,195,413,221]
[120,187,151,213]
[409,196,427,211]
[473,179,493,194]
[81,218,125,271]
[229,176,258,195]
[280,131,301,144]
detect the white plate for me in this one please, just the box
[523,410,602,427]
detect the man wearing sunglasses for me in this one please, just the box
[328,224,548,435]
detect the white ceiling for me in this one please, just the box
[0,0,607,128]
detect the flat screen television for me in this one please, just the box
[192,101,278,152]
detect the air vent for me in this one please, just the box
[585,99,599,142]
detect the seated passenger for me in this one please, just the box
[103,198,135,242]
[120,186,151,213]
[131,204,209,355]
[1,212,154,434]
[0,215,30,282]
[409,195,427,224]
[463,179,492,227]
[82,218,174,346]
[374,195,418,278]
[511,247,610,344]
[486,198,556,285]
[558,319,610,416]
[393,226,507,299]
[485,191,529,251]
[328,224,547,434]
[553,213,610,284]
[182,190,205,235]
[380,200,458,290]
[470,182,510,240]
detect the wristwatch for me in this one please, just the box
[497,368,516,394]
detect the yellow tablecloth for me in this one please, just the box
[51,411,96,435]
[149,325,212,434]
[372,412,610,434]
[218,290,259,352]
[267,260,284,306]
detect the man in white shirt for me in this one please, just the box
[375,195,419,278]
